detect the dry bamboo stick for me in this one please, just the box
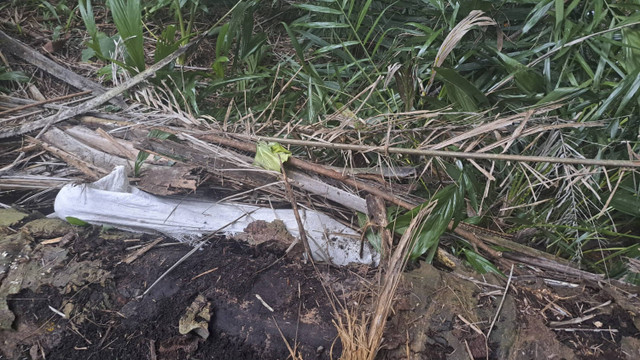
[233,134,640,168]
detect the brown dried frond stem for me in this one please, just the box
[236,135,640,168]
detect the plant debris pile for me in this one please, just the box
[1,0,640,359]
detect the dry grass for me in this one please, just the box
[333,203,435,360]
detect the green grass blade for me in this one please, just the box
[294,3,342,15]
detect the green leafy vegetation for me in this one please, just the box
[0,66,29,92]
[24,0,640,281]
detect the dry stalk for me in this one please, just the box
[235,134,640,168]
[335,203,435,360]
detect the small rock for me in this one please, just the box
[22,218,73,239]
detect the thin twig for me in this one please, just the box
[234,134,640,168]
[140,210,254,298]
[0,90,92,116]
[549,314,597,327]
[281,162,313,264]
[122,237,163,264]
[551,328,618,333]
[191,267,218,281]
[485,264,514,360]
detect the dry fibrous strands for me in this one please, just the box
[426,106,559,151]
[0,37,196,140]
[0,90,92,117]
[425,10,496,94]
[364,204,435,360]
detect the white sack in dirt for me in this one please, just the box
[53,166,378,266]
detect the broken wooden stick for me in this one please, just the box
[199,133,513,260]
[0,90,92,116]
[135,129,608,283]
[199,133,416,210]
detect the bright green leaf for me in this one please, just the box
[66,217,89,226]
[253,142,292,172]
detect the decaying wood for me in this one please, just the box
[199,133,416,209]
[198,133,509,259]
[67,126,139,160]
[0,175,73,190]
[504,251,605,282]
[195,132,594,275]
[137,137,282,195]
[0,34,201,140]
[5,121,617,286]
[137,135,369,212]
[470,228,573,266]
[286,170,368,214]
[0,96,135,125]
[451,224,504,260]
[0,30,127,109]
[28,136,105,180]
[40,127,133,174]
[37,126,197,194]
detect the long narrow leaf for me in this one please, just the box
[108,0,145,72]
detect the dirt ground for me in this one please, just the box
[0,212,358,359]
[1,208,639,360]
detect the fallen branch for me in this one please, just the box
[199,133,510,259]
[0,90,92,116]
[0,34,200,140]
[0,30,127,109]
[199,133,415,209]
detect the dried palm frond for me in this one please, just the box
[424,10,496,94]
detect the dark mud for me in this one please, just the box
[1,217,355,359]
[2,210,639,360]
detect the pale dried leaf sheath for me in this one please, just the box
[425,10,496,93]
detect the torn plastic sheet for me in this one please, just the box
[53,166,379,266]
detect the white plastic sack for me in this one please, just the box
[54,166,379,266]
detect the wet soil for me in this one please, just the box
[0,217,361,359]
[379,264,640,360]
[1,210,639,360]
